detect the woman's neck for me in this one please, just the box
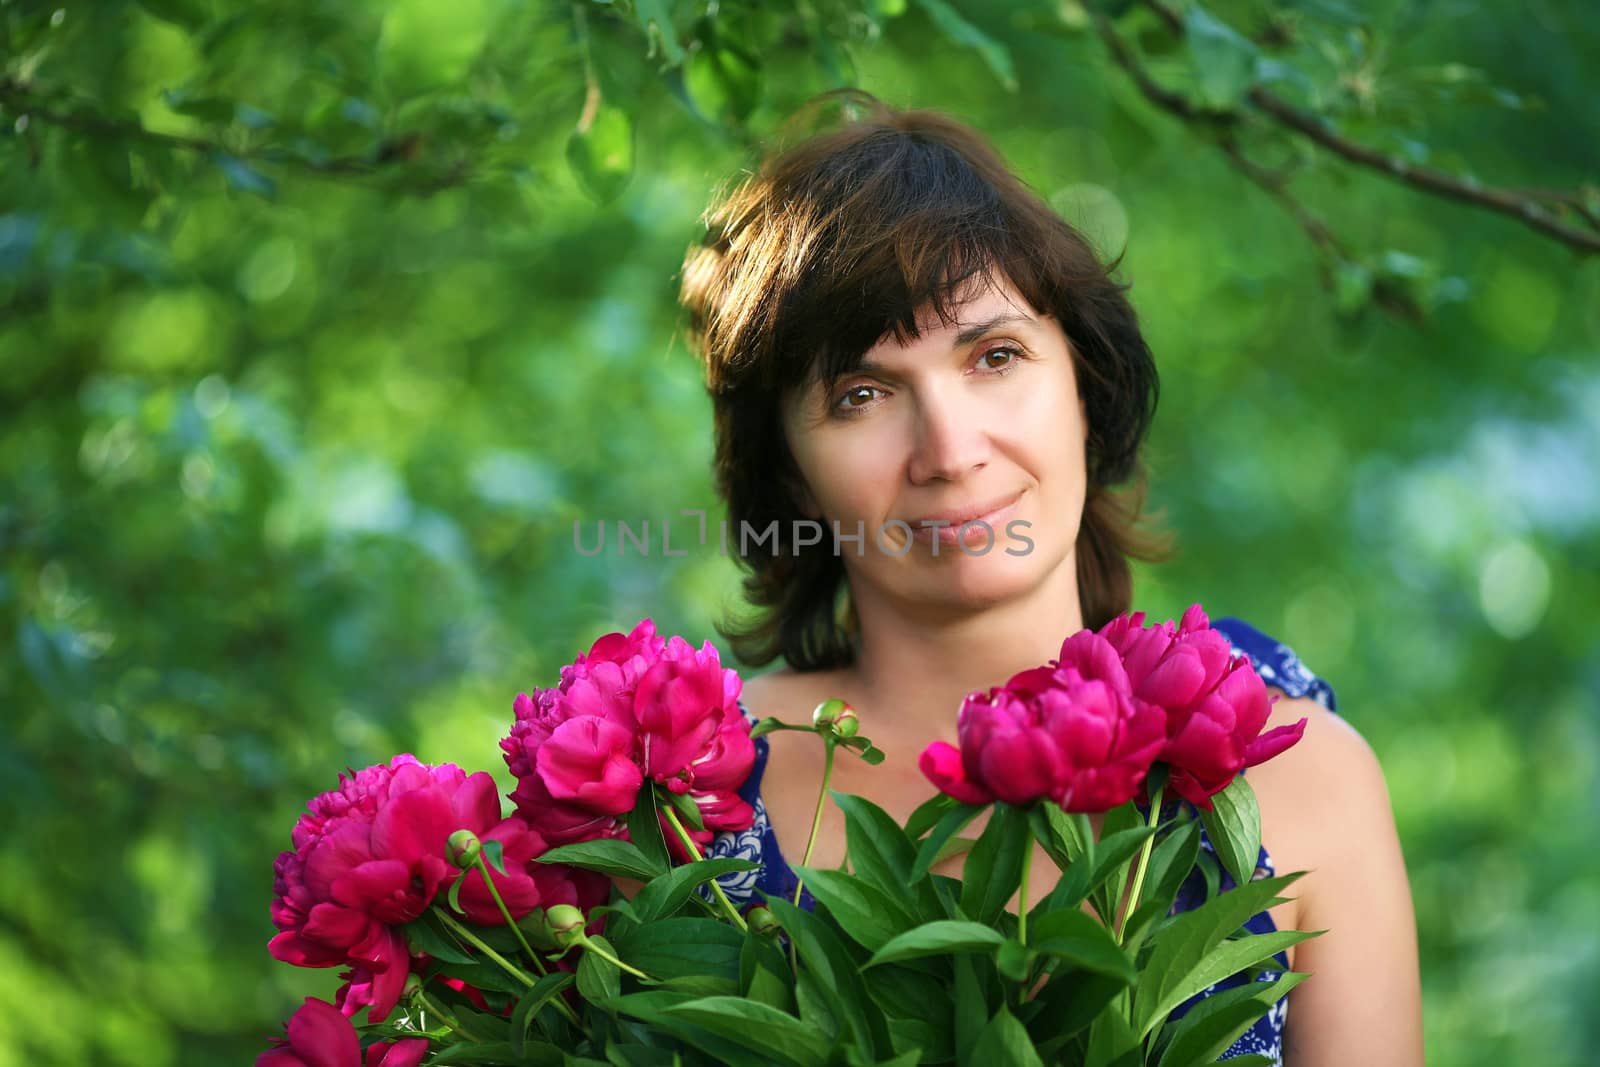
[842,560,1086,745]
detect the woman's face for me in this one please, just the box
[780,272,1090,612]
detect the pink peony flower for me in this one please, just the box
[256,997,427,1067]
[920,631,1167,811]
[1097,605,1308,809]
[536,717,645,814]
[270,756,599,1023]
[501,619,757,849]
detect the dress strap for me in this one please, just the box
[1209,617,1338,713]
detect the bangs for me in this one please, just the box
[691,123,1059,399]
[774,134,1046,395]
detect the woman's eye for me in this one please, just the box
[978,345,1023,372]
[834,385,881,413]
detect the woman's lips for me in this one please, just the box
[908,492,1024,548]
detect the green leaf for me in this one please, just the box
[631,0,687,66]
[794,968,841,1039]
[904,793,957,840]
[481,838,508,877]
[566,104,635,206]
[865,920,1006,966]
[1086,824,1158,925]
[1334,259,1375,316]
[762,894,887,1056]
[745,963,794,1012]
[213,152,276,199]
[662,997,831,1067]
[873,1050,924,1067]
[630,857,760,922]
[1144,816,1203,917]
[446,872,465,915]
[627,786,670,873]
[1033,802,1091,867]
[1028,971,1127,1054]
[1155,971,1309,1067]
[613,917,744,982]
[951,954,989,1064]
[909,801,984,882]
[1196,850,1222,904]
[659,973,738,997]
[578,934,622,1004]
[611,991,789,1066]
[510,972,575,1055]
[833,791,919,896]
[792,865,916,951]
[1174,929,1320,1006]
[962,802,1030,926]
[995,938,1036,982]
[1085,1001,1142,1067]
[1198,775,1261,890]
[423,1042,534,1064]
[401,912,476,964]
[1183,4,1260,110]
[913,0,1018,91]
[1027,908,1136,984]
[659,783,707,833]
[969,1005,1044,1065]
[535,839,667,881]
[842,737,887,765]
[1132,872,1307,1039]
[134,0,213,28]
[747,716,814,739]
[681,32,759,127]
[432,958,531,996]
[161,89,237,124]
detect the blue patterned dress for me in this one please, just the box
[704,617,1338,1064]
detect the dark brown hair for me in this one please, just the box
[678,90,1168,670]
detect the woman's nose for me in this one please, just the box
[906,386,989,484]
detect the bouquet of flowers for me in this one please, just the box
[259,606,1316,1066]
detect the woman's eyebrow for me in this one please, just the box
[953,311,1034,345]
[849,312,1039,377]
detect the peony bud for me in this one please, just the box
[746,905,781,937]
[831,705,859,738]
[446,829,481,869]
[543,903,586,948]
[403,973,424,1000]
[812,698,859,738]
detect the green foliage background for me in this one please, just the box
[2,0,1596,1063]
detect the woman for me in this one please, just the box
[678,90,1423,1065]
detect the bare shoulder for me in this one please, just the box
[1252,693,1425,1066]
[1250,692,1396,864]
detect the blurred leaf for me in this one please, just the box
[566,102,634,205]
[631,0,686,67]
[212,152,276,198]
[1184,5,1260,110]
[914,0,1018,92]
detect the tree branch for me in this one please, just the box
[1122,0,1600,255]
[0,77,471,193]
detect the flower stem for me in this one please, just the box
[412,986,483,1043]
[469,855,551,977]
[433,908,582,1027]
[1116,784,1165,945]
[434,908,535,987]
[1018,833,1034,947]
[578,935,653,980]
[660,802,748,931]
[793,738,837,907]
